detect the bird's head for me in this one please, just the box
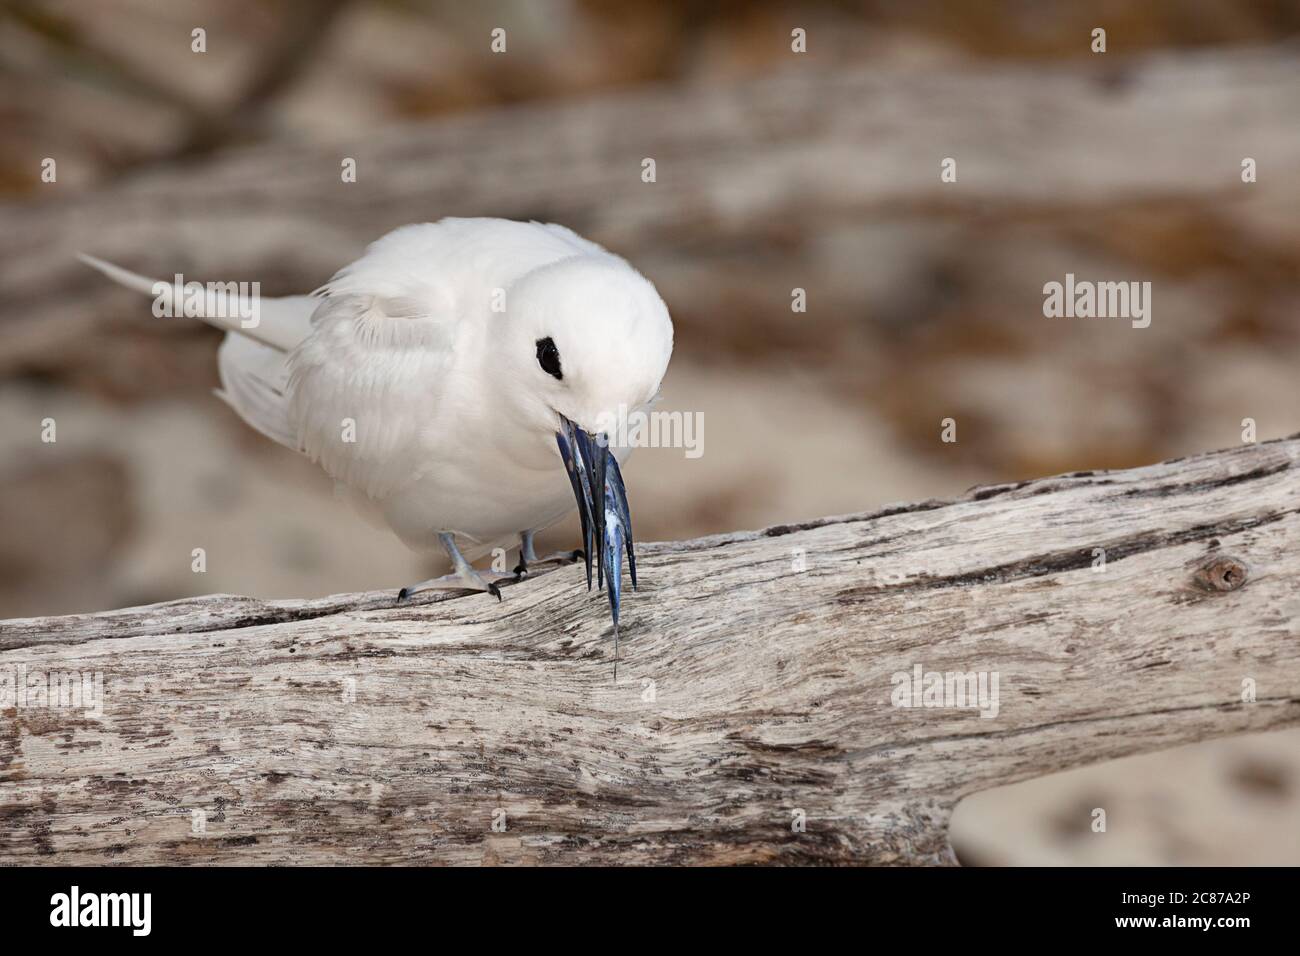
[501,254,674,627]
[504,255,673,438]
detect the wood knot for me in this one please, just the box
[1192,554,1248,592]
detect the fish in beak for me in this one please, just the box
[556,414,637,674]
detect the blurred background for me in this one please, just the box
[0,0,1297,864]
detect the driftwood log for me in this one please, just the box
[2,436,1297,864]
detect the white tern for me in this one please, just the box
[81,217,674,666]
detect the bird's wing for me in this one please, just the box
[286,218,594,503]
[287,289,458,501]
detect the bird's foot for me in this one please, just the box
[513,549,585,579]
[396,567,513,603]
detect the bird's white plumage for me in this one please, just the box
[83,217,674,562]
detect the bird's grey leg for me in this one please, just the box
[513,529,584,578]
[397,532,511,602]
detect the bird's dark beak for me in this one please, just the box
[556,414,637,665]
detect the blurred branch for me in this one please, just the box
[1,436,1297,863]
[167,0,353,162]
[2,43,1298,360]
[1,0,217,119]
[0,0,351,168]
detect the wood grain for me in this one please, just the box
[2,435,1297,864]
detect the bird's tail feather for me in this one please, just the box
[214,333,299,449]
[77,253,315,351]
[79,253,316,451]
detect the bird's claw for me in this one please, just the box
[397,564,510,603]
[513,548,584,581]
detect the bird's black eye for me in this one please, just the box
[536,336,563,380]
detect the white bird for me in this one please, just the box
[81,217,674,661]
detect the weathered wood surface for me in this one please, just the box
[2,436,1297,864]
[3,45,1299,368]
